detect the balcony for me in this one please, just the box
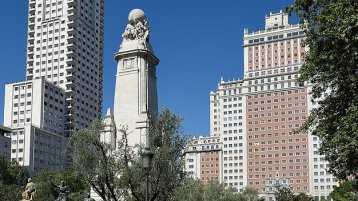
[68,6,76,14]
[29,0,35,7]
[67,34,76,43]
[29,7,35,15]
[68,18,76,26]
[67,42,76,50]
[28,31,35,38]
[27,47,34,54]
[27,57,34,65]
[67,27,76,35]
[65,80,75,87]
[65,66,76,73]
[66,96,74,103]
[26,75,33,80]
[27,64,34,70]
[67,0,77,7]
[29,15,35,23]
[28,37,34,43]
[65,89,75,95]
[66,57,76,65]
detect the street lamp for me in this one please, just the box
[141,147,154,201]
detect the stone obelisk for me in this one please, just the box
[113,9,159,147]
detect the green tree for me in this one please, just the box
[275,187,295,201]
[69,108,187,201]
[294,192,313,201]
[330,179,358,201]
[34,167,88,201]
[171,178,243,201]
[287,0,358,180]
[0,156,28,200]
[171,178,205,201]
[69,120,123,200]
[241,187,260,201]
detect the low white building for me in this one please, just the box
[3,78,66,173]
[184,136,222,183]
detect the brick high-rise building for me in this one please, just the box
[202,10,337,200]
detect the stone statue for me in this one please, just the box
[122,9,150,42]
[52,181,68,201]
[21,178,36,201]
[84,193,95,201]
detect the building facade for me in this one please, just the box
[2,0,104,173]
[26,0,104,132]
[184,136,222,183]
[186,11,337,200]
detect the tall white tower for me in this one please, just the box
[26,0,104,134]
[113,9,159,147]
[2,0,104,173]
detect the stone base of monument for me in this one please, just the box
[90,188,103,201]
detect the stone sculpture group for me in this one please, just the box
[21,179,94,201]
[22,178,36,201]
[122,9,150,42]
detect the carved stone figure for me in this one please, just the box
[52,181,68,201]
[122,9,150,42]
[21,178,36,201]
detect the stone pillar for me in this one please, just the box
[113,9,159,148]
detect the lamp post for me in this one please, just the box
[141,147,154,201]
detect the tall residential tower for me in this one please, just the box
[26,0,104,132]
[3,0,104,173]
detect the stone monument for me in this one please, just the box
[21,178,36,201]
[113,9,159,148]
[53,181,68,201]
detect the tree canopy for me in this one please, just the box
[287,0,358,180]
[171,178,259,201]
[330,179,358,201]
[69,108,187,201]
[0,156,28,200]
[34,167,88,201]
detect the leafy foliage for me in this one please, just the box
[0,156,28,200]
[69,108,187,201]
[274,187,295,201]
[287,0,358,180]
[34,167,88,201]
[69,120,125,201]
[171,178,259,201]
[275,187,313,201]
[330,179,358,201]
[294,192,313,201]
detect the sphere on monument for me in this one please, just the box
[128,9,146,22]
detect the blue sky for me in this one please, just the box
[0,0,295,136]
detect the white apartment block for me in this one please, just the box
[205,11,337,200]
[2,0,104,173]
[184,136,222,182]
[210,80,248,192]
[5,125,64,172]
[4,79,66,135]
[3,79,66,172]
[307,90,338,201]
